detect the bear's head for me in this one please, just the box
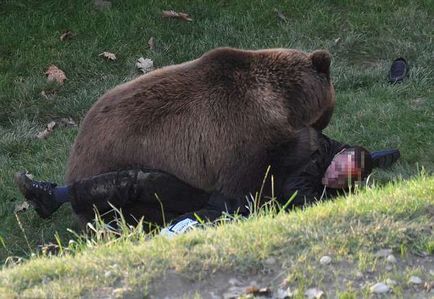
[255,48,336,131]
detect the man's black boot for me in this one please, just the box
[14,172,61,219]
[370,149,400,169]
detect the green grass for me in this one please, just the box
[0,0,433,296]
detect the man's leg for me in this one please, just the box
[15,170,146,219]
[15,169,211,225]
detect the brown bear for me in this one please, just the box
[66,47,335,205]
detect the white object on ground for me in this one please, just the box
[320,255,332,265]
[304,288,325,299]
[386,254,397,263]
[276,287,297,298]
[159,218,199,238]
[374,249,393,257]
[370,282,390,294]
[408,276,422,284]
[264,257,276,265]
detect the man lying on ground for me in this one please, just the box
[15,127,400,236]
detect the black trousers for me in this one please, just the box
[68,169,238,228]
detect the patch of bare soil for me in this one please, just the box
[147,254,434,299]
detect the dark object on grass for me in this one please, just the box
[388,58,408,83]
[370,149,400,169]
[14,173,60,219]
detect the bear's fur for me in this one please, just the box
[66,47,335,200]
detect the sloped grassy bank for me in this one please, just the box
[0,175,433,298]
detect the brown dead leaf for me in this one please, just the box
[148,37,155,50]
[162,10,192,22]
[45,65,67,84]
[36,121,56,139]
[424,281,433,292]
[245,286,272,296]
[60,31,74,41]
[99,51,117,61]
[37,243,61,256]
[273,8,288,22]
[14,201,30,214]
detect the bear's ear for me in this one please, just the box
[310,50,331,78]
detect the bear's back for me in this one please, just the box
[65,49,263,185]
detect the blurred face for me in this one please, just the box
[322,149,362,189]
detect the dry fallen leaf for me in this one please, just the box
[45,65,67,84]
[37,243,61,256]
[245,286,272,297]
[334,37,341,45]
[148,37,155,50]
[36,121,56,139]
[60,31,74,41]
[40,88,58,99]
[99,51,117,61]
[424,281,433,292]
[274,8,288,22]
[136,57,154,74]
[162,10,192,22]
[58,117,77,128]
[14,201,30,214]
[47,121,56,130]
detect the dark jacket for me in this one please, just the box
[271,127,349,208]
